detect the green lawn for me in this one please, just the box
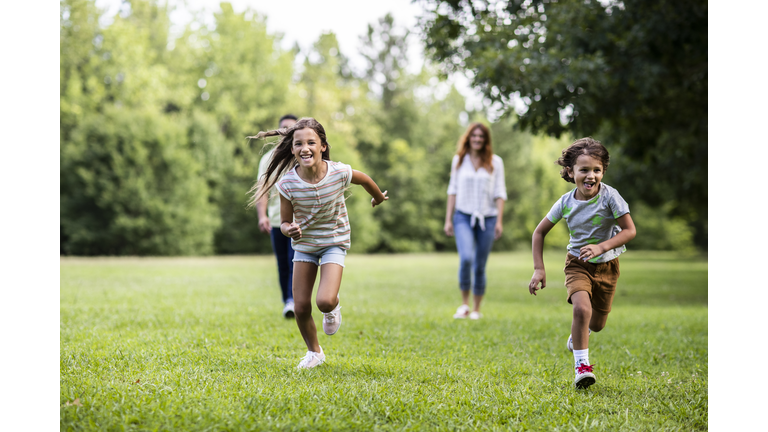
[60,251,707,431]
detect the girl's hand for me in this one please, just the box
[372,190,388,207]
[284,222,302,240]
[529,269,546,295]
[579,244,604,261]
[494,221,503,240]
[444,221,454,237]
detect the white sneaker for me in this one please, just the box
[297,347,325,369]
[453,304,470,319]
[469,311,482,320]
[283,300,295,319]
[574,362,596,389]
[322,301,342,335]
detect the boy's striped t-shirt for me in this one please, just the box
[276,160,353,253]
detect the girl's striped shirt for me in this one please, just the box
[276,160,353,253]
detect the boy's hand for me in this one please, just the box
[579,244,604,261]
[529,269,547,295]
[372,190,388,207]
[284,222,302,240]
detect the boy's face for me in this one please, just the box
[567,154,604,201]
[280,118,297,129]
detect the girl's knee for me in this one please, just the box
[316,296,337,313]
[294,301,313,318]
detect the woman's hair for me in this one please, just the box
[247,117,331,207]
[556,137,610,183]
[455,122,494,172]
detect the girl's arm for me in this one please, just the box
[444,195,456,236]
[494,197,504,240]
[351,170,388,207]
[578,213,636,261]
[529,217,556,295]
[279,194,301,240]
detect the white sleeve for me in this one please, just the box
[447,155,459,195]
[492,156,508,200]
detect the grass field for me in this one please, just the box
[60,251,707,431]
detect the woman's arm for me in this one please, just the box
[494,197,504,240]
[529,217,556,295]
[351,170,388,207]
[444,195,456,236]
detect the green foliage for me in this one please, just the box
[61,108,220,255]
[420,0,708,247]
[61,252,708,430]
[59,1,701,255]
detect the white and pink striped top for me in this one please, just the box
[276,160,353,253]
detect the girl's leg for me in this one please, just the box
[316,264,343,313]
[570,291,592,350]
[293,261,321,352]
[471,216,497,311]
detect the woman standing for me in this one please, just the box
[444,123,507,319]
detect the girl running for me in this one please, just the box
[249,117,388,369]
[528,137,636,389]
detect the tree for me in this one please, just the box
[420,0,708,247]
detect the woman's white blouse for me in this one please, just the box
[447,154,508,230]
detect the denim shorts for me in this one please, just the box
[292,246,347,268]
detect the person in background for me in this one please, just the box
[444,122,507,320]
[256,114,298,318]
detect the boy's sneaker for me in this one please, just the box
[297,347,325,369]
[322,301,342,335]
[453,304,470,319]
[574,362,596,389]
[283,300,295,319]
[469,311,482,320]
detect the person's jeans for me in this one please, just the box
[270,227,294,303]
[453,211,497,296]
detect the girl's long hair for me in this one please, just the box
[455,122,494,172]
[247,117,331,207]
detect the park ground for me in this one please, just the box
[61,251,707,431]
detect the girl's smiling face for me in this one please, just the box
[567,154,604,200]
[292,127,326,169]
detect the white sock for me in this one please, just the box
[574,349,589,367]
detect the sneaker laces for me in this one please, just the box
[324,306,340,323]
[576,363,595,374]
[298,351,317,367]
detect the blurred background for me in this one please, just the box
[59,0,707,256]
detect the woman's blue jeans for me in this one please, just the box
[453,211,497,296]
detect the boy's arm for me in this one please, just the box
[351,170,388,207]
[529,217,556,295]
[578,213,636,261]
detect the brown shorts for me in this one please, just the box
[564,252,621,315]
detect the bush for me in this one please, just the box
[60,108,220,255]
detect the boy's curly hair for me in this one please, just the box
[556,137,610,183]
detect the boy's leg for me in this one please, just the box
[292,261,320,352]
[570,291,593,350]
